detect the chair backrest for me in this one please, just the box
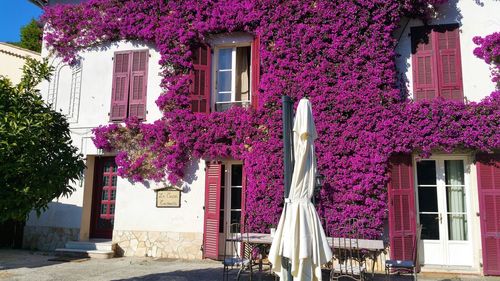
[224,222,249,259]
[330,218,365,276]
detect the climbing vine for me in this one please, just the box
[43,0,499,237]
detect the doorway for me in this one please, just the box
[89,157,117,239]
[415,156,473,266]
[218,162,245,257]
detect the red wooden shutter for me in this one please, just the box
[436,27,463,101]
[203,162,222,259]
[128,50,148,120]
[190,45,211,113]
[412,28,439,101]
[388,154,417,260]
[251,35,260,109]
[477,153,500,276]
[110,52,131,121]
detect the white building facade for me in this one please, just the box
[25,0,500,275]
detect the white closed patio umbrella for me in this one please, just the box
[269,98,333,281]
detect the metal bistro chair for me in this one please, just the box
[222,222,252,281]
[330,220,367,281]
[385,225,422,281]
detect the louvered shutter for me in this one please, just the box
[388,154,417,261]
[128,50,148,119]
[477,153,500,275]
[203,162,222,259]
[110,52,131,121]
[412,28,439,101]
[436,28,463,101]
[190,45,211,113]
[251,36,260,109]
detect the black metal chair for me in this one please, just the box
[330,219,367,281]
[385,225,422,281]
[222,222,252,281]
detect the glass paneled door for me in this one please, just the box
[218,162,245,257]
[90,157,117,239]
[416,157,472,266]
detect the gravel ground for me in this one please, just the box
[1,250,499,281]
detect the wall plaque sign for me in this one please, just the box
[156,188,181,208]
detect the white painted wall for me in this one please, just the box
[30,38,207,235]
[0,43,41,84]
[395,0,500,102]
[113,160,206,233]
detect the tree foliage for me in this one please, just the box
[12,19,42,53]
[0,58,85,222]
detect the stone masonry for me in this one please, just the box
[113,230,203,259]
[23,225,79,251]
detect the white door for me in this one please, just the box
[415,157,473,266]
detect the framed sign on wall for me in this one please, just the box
[156,188,181,208]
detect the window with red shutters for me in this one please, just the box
[477,153,500,276]
[411,24,463,102]
[388,154,417,261]
[190,45,211,113]
[110,50,149,121]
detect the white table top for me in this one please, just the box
[232,233,384,251]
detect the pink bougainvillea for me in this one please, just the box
[474,32,500,87]
[43,0,499,237]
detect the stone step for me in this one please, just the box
[65,240,114,251]
[55,248,114,259]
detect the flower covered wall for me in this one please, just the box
[42,0,499,237]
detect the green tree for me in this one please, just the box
[0,58,85,222]
[15,19,42,52]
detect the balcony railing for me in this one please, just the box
[215,101,251,112]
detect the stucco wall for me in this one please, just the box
[0,43,41,84]
[395,0,500,102]
[29,40,205,240]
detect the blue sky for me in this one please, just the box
[0,1,42,43]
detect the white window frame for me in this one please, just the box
[209,33,254,111]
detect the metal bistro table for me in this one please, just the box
[232,233,385,276]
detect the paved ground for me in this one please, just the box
[1,250,500,281]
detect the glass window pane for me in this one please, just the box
[218,48,232,69]
[219,211,224,233]
[418,187,438,212]
[221,165,226,187]
[447,186,466,213]
[112,176,117,186]
[101,190,108,201]
[110,204,115,215]
[111,190,116,200]
[220,187,225,209]
[103,177,109,186]
[101,204,108,215]
[445,160,464,185]
[231,165,243,186]
[448,214,468,241]
[231,211,241,225]
[217,71,232,93]
[417,160,436,185]
[104,163,110,172]
[420,214,440,240]
[231,187,242,209]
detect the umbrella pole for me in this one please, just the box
[282,95,294,281]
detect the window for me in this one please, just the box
[190,33,260,113]
[214,46,251,112]
[110,50,149,121]
[411,25,463,102]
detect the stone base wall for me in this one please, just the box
[23,225,79,251]
[113,230,203,259]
